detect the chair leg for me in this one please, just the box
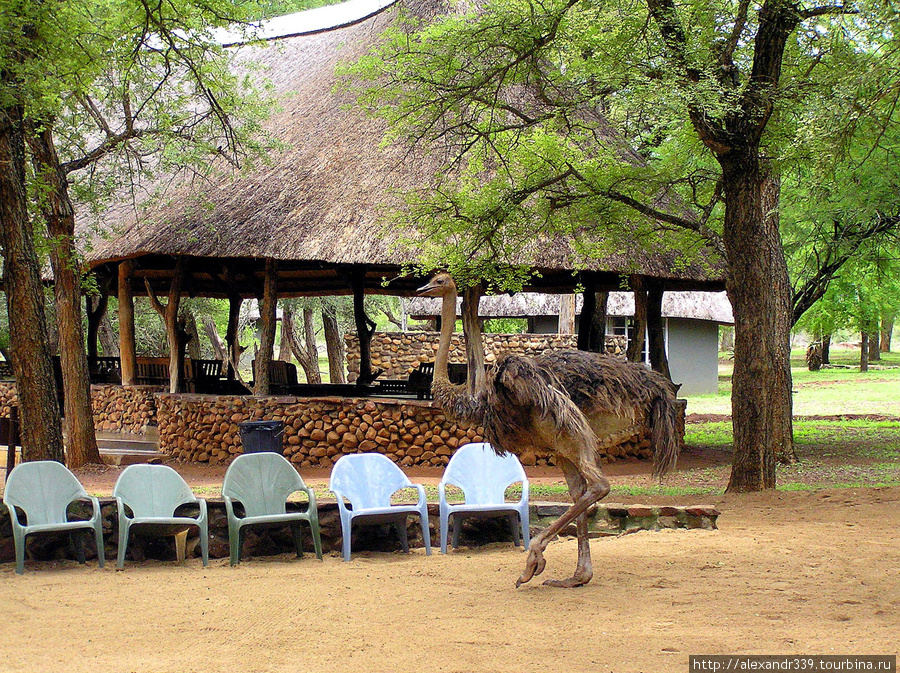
[117,523,130,569]
[174,530,188,563]
[439,510,450,554]
[451,513,462,549]
[509,513,520,547]
[341,517,353,562]
[419,509,432,556]
[309,518,323,561]
[229,525,242,566]
[200,523,209,567]
[71,532,86,565]
[395,518,409,553]
[290,523,304,559]
[94,523,106,568]
[14,530,25,575]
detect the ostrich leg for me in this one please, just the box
[517,456,610,588]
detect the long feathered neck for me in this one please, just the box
[435,284,456,383]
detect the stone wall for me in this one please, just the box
[92,385,161,434]
[0,382,160,434]
[346,332,628,380]
[156,393,670,468]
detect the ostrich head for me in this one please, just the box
[416,272,456,298]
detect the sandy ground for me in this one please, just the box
[2,481,898,673]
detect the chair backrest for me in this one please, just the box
[113,465,198,517]
[222,453,305,518]
[329,453,413,510]
[442,442,526,505]
[3,461,89,526]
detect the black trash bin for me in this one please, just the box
[238,420,285,454]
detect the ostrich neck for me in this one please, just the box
[435,289,456,381]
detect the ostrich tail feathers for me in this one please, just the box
[649,393,680,479]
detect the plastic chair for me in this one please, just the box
[3,461,105,575]
[112,464,209,568]
[221,452,322,565]
[329,453,432,561]
[438,442,530,554]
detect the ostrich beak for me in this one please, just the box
[416,281,438,296]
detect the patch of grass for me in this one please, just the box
[609,484,720,497]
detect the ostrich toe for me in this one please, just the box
[515,546,547,587]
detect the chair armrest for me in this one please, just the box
[223,495,239,522]
[298,486,317,511]
[114,496,132,522]
[196,498,208,524]
[519,480,530,505]
[3,501,24,532]
[413,484,427,508]
[330,489,350,515]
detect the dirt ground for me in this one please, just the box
[2,448,898,673]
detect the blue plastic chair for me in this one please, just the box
[438,442,530,554]
[3,461,105,575]
[222,452,322,565]
[112,464,209,568]
[329,453,432,561]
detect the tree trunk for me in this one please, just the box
[225,293,242,379]
[461,283,486,391]
[880,317,893,353]
[646,282,671,380]
[182,308,201,360]
[821,333,831,364]
[860,332,869,372]
[118,261,137,385]
[722,157,795,492]
[302,307,322,384]
[286,307,321,384]
[28,120,102,468]
[86,276,111,359]
[577,276,608,353]
[627,278,647,363]
[322,303,346,384]
[145,259,187,394]
[278,303,292,362]
[202,316,227,362]
[0,104,65,463]
[98,313,120,357]
[254,258,278,396]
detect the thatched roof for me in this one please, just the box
[406,291,734,324]
[83,0,726,299]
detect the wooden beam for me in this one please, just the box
[254,257,278,396]
[118,260,137,385]
[647,281,671,379]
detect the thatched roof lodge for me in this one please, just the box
[80,0,726,391]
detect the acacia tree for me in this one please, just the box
[349,0,898,491]
[0,0,274,464]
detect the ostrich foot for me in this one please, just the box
[541,573,591,589]
[515,547,547,588]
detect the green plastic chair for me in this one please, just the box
[221,452,323,565]
[3,461,105,575]
[112,464,209,568]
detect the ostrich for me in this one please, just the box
[417,272,680,588]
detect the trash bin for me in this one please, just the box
[238,420,285,454]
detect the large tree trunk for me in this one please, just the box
[577,276,608,353]
[351,267,378,383]
[98,313,120,357]
[0,104,64,462]
[860,332,869,372]
[821,333,831,364]
[86,273,112,359]
[286,307,322,384]
[182,308,201,360]
[202,316,227,362]
[225,293,242,379]
[28,121,102,467]
[722,157,796,492]
[880,317,893,353]
[145,259,187,394]
[254,258,278,396]
[322,303,346,384]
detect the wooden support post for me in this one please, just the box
[577,275,608,353]
[461,283,486,391]
[627,276,647,363]
[647,282,671,379]
[350,267,377,384]
[558,294,576,334]
[86,271,112,359]
[118,260,137,386]
[254,258,278,396]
